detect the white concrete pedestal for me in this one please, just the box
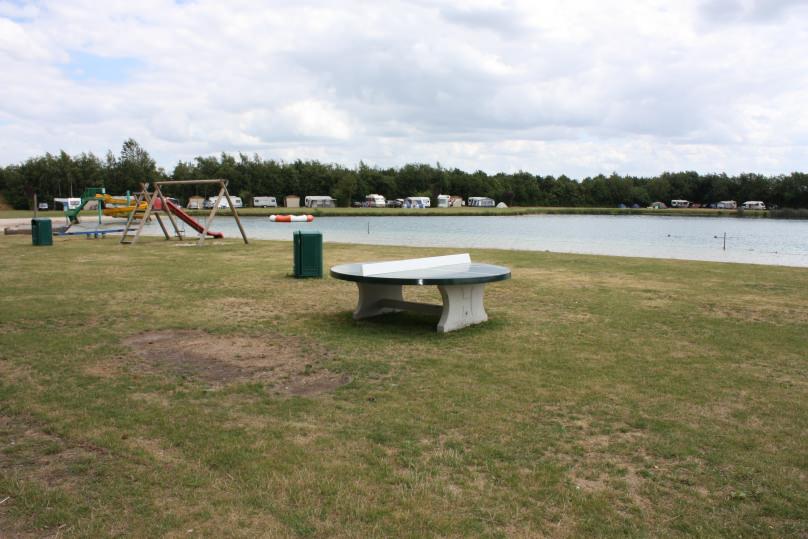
[353,283,405,319]
[437,284,488,333]
[353,282,488,333]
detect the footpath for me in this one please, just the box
[1,216,122,235]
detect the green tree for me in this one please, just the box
[331,171,358,207]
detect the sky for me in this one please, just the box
[1,0,807,177]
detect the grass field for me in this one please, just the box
[1,235,806,537]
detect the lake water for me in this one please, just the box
[142,214,808,268]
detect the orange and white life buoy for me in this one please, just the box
[269,214,314,222]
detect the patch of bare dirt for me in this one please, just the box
[121,330,349,395]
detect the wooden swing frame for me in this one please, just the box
[120,179,248,246]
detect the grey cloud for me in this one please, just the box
[698,0,808,23]
[438,4,529,36]
[0,1,806,176]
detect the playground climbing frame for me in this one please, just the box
[120,179,249,245]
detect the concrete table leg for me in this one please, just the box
[437,284,488,333]
[354,282,405,319]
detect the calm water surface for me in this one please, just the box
[143,214,808,267]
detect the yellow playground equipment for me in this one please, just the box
[95,193,148,218]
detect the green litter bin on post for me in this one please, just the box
[293,230,322,278]
[31,218,53,246]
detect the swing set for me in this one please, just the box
[120,179,248,246]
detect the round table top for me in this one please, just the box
[330,261,511,286]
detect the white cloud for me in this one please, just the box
[0,0,806,176]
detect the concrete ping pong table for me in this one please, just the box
[330,253,511,332]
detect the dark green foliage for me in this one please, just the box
[0,140,164,209]
[1,140,807,209]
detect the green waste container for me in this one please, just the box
[293,230,322,278]
[31,218,53,246]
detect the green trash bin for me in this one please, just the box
[31,218,53,246]
[293,230,322,278]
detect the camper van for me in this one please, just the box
[437,195,463,208]
[467,197,495,207]
[304,196,336,208]
[54,198,82,210]
[671,199,690,208]
[403,196,431,208]
[252,196,277,208]
[742,201,766,210]
[204,196,243,209]
[186,196,205,209]
[365,194,386,207]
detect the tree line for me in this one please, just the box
[1,139,806,209]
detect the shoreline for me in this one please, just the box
[196,206,776,219]
[4,226,806,269]
[0,206,787,221]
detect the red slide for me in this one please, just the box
[159,199,224,238]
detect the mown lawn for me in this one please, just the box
[0,235,806,537]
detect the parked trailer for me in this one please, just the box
[365,194,386,207]
[204,196,243,209]
[742,201,766,210]
[437,195,463,208]
[187,196,206,209]
[671,199,690,208]
[403,196,431,208]
[253,196,277,208]
[304,196,336,208]
[468,197,495,207]
[54,197,82,210]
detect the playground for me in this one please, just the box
[48,180,247,245]
[1,232,806,536]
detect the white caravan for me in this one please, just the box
[742,201,766,210]
[365,194,386,207]
[252,196,277,208]
[54,197,82,210]
[403,196,431,208]
[468,197,495,207]
[204,196,243,209]
[304,196,336,208]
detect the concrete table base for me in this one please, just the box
[353,282,488,333]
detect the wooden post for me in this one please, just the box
[143,187,170,240]
[154,185,184,240]
[120,184,147,243]
[221,182,249,244]
[197,185,225,246]
[130,184,166,245]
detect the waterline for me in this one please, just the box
[141,214,808,268]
